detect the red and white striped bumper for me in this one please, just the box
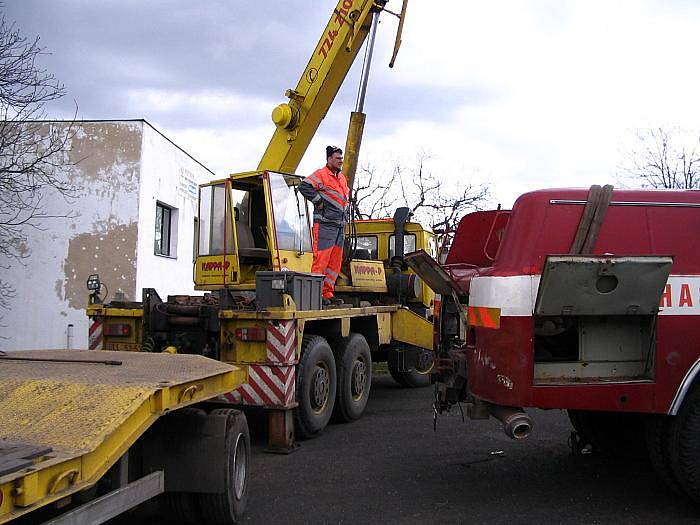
[218,319,297,408]
[88,317,103,350]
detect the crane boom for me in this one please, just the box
[257,0,387,174]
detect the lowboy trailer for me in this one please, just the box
[0,350,249,524]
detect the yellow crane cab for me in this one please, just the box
[195,170,313,289]
[194,169,435,316]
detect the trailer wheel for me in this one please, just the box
[646,415,682,494]
[333,333,372,422]
[387,347,431,388]
[158,408,207,523]
[295,335,336,438]
[197,408,250,524]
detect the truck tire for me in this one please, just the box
[158,408,207,523]
[387,347,432,388]
[160,493,200,524]
[294,335,337,439]
[197,408,250,524]
[646,414,682,494]
[667,386,700,501]
[333,333,372,422]
[566,410,646,457]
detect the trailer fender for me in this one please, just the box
[142,408,231,493]
[669,357,700,415]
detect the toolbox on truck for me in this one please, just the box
[255,271,323,311]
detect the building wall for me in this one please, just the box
[0,120,214,350]
[1,121,142,350]
[135,123,211,298]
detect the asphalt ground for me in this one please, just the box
[242,371,699,525]
[127,369,700,525]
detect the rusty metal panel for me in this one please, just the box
[404,249,463,296]
[535,255,673,316]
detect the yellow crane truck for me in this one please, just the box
[87,0,435,452]
[0,350,249,524]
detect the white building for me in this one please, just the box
[1,120,213,350]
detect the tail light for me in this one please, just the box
[104,323,131,337]
[235,327,266,342]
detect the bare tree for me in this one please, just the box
[0,12,76,315]
[621,128,700,189]
[352,152,490,233]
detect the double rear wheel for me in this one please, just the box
[158,408,249,524]
[294,333,372,438]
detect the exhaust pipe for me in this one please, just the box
[486,403,533,440]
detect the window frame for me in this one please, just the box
[154,202,175,257]
[388,233,417,259]
[354,235,379,260]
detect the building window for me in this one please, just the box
[155,202,177,257]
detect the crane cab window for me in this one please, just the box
[354,236,378,260]
[198,182,269,260]
[198,184,234,256]
[231,182,270,261]
[231,189,268,260]
[268,172,312,253]
[389,234,416,258]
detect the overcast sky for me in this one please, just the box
[6,0,700,207]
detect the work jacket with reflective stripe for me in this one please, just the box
[299,166,349,225]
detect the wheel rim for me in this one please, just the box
[351,357,367,400]
[311,362,330,413]
[415,350,434,374]
[232,433,247,500]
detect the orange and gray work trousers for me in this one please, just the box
[311,222,344,299]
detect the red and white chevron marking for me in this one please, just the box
[266,320,297,364]
[88,318,103,350]
[218,364,295,408]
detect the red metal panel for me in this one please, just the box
[450,188,700,416]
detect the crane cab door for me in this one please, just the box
[196,181,241,287]
[264,171,314,273]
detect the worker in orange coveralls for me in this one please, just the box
[299,146,349,306]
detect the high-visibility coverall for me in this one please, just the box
[298,166,349,298]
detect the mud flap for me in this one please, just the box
[142,409,229,493]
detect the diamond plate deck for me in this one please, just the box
[0,350,237,458]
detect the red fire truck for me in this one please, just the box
[407,185,700,501]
